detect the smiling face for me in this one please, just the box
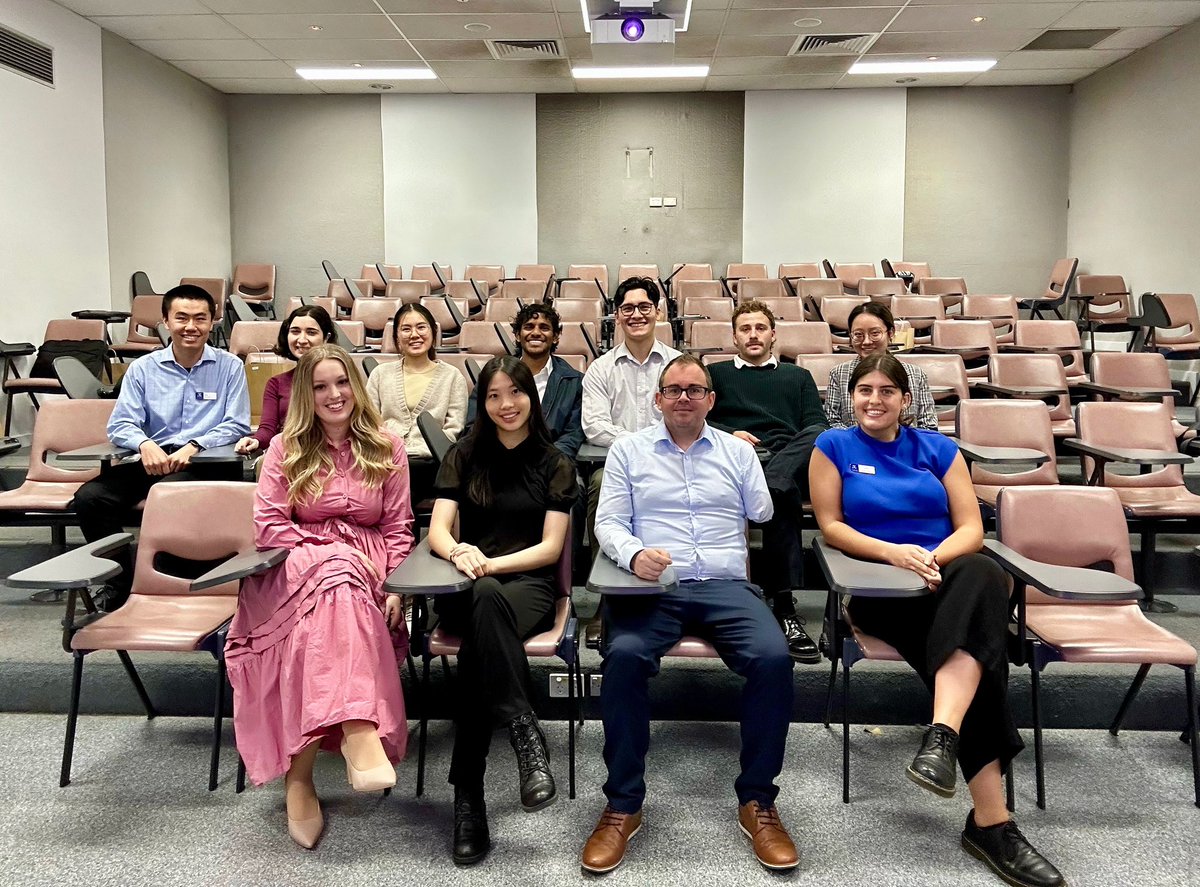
[733,310,775,364]
[518,311,558,361]
[852,369,911,440]
[850,311,892,359]
[287,314,326,359]
[616,287,657,345]
[395,308,434,359]
[312,357,355,432]
[164,298,213,358]
[655,360,715,442]
[484,370,531,437]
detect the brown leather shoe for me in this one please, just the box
[738,801,799,871]
[581,806,642,873]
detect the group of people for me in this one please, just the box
[60,280,1065,887]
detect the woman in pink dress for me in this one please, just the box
[226,343,414,850]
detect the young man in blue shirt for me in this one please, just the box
[70,283,250,610]
[582,354,798,875]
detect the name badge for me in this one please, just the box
[196,391,217,401]
[850,463,876,475]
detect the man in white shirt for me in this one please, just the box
[581,277,681,554]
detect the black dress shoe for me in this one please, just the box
[507,711,556,812]
[452,786,490,866]
[907,723,959,797]
[962,811,1066,887]
[777,614,821,664]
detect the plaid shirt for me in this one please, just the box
[824,358,940,431]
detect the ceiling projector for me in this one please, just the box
[591,11,676,47]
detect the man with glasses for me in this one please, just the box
[581,277,681,554]
[582,354,797,875]
[825,302,938,430]
[709,301,825,664]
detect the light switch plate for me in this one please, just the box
[663,197,677,207]
[649,197,663,207]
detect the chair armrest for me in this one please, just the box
[586,553,678,596]
[948,439,1049,466]
[1071,382,1178,402]
[812,538,929,598]
[576,443,609,465]
[1062,439,1192,467]
[971,382,1066,404]
[0,342,37,357]
[982,540,1141,602]
[54,442,135,463]
[191,547,289,591]
[6,533,134,589]
[383,538,472,595]
[916,345,991,358]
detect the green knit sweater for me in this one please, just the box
[709,360,827,451]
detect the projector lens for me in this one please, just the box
[621,17,644,41]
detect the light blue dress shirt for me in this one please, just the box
[107,344,250,451]
[595,420,773,581]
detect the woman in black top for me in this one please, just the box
[428,355,578,866]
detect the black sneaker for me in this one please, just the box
[907,723,959,798]
[452,786,490,866]
[778,614,821,664]
[962,811,1065,887]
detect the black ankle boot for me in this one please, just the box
[452,786,490,866]
[507,711,556,812]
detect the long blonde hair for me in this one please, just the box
[281,344,398,505]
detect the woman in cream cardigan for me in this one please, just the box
[367,303,468,502]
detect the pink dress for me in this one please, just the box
[226,433,414,786]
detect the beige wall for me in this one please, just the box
[1068,21,1200,296]
[904,87,1071,297]
[101,31,230,309]
[536,92,744,281]
[227,95,384,306]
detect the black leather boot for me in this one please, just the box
[452,786,490,866]
[507,711,556,812]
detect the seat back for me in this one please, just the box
[558,279,605,301]
[351,298,401,343]
[327,277,361,311]
[411,264,451,293]
[483,298,524,323]
[232,264,275,301]
[500,279,548,302]
[750,297,803,322]
[931,319,995,377]
[726,263,767,281]
[1075,274,1130,322]
[820,295,870,341]
[554,299,604,324]
[686,321,732,354]
[515,264,555,284]
[988,354,1071,421]
[675,279,725,301]
[24,399,116,485]
[829,262,877,293]
[287,296,337,318]
[737,278,786,301]
[1044,258,1078,302]
[457,321,508,356]
[46,319,106,342]
[360,265,389,296]
[1155,293,1200,347]
[336,320,366,348]
[124,295,163,345]
[916,276,967,312]
[793,354,847,393]
[956,399,1057,489]
[567,264,609,294]
[778,262,823,281]
[798,278,843,301]
[1075,401,1183,489]
[1014,320,1085,378]
[776,321,831,357]
[890,295,944,332]
[131,482,257,597]
[858,277,907,299]
[179,277,228,307]
[420,296,468,339]
[558,322,600,360]
[228,321,281,360]
[1090,353,1175,412]
[902,354,969,431]
[463,264,504,294]
[670,263,713,282]
[891,261,931,281]
[961,294,1018,343]
[383,279,431,305]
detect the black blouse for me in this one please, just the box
[434,436,578,574]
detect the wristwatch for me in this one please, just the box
[187,439,204,452]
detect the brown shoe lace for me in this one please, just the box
[597,808,628,831]
[753,804,783,831]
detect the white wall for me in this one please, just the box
[742,90,906,271]
[1068,21,1200,296]
[381,94,538,273]
[102,31,230,308]
[0,0,109,434]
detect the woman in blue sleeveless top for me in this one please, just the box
[810,353,1064,887]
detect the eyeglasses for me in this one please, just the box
[660,385,711,401]
[617,302,655,317]
[398,323,431,336]
[850,328,888,344]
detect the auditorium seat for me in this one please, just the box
[954,399,1057,509]
[722,262,767,298]
[231,263,276,318]
[736,278,787,301]
[977,354,1073,438]
[463,264,504,297]
[1085,352,1192,442]
[499,279,549,302]
[110,295,164,361]
[890,295,944,343]
[383,279,431,305]
[902,353,971,434]
[558,279,606,302]
[960,294,1018,344]
[776,321,832,359]
[858,277,907,302]
[567,263,610,295]
[793,354,847,398]
[350,298,401,348]
[1074,274,1135,349]
[1012,320,1086,383]
[1019,257,1078,320]
[927,319,996,379]
[3,319,108,435]
[823,261,878,295]
[916,276,968,314]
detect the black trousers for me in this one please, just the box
[70,459,242,593]
[847,552,1023,782]
[757,424,826,612]
[434,574,557,789]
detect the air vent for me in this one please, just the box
[1023,29,1120,51]
[789,33,875,56]
[486,39,565,61]
[0,25,53,86]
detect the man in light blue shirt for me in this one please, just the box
[581,355,798,875]
[71,284,249,610]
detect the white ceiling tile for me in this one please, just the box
[380,0,557,12]
[1092,26,1175,50]
[998,47,1133,68]
[706,73,844,90]
[203,77,322,94]
[54,0,208,13]
[441,77,575,93]
[969,67,1093,85]
[1053,1,1200,29]
[730,0,897,7]
[385,13,563,40]
[722,8,902,37]
[838,71,975,87]
[255,38,420,61]
[202,0,380,10]
[314,79,448,93]
[131,39,275,60]
[674,34,720,56]
[891,3,1076,32]
[869,28,1042,52]
[716,35,801,56]
[680,10,731,36]
[407,39,496,61]
[709,55,853,75]
[90,14,246,41]
[223,14,401,40]
[430,59,571,78]
[171,59,299,78]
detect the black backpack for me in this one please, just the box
[30,340,111,380]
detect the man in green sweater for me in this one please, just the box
[709,300,827,663]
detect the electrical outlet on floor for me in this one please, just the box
[548,673,571,698]
[589,674,603,696]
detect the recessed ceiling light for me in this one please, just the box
[352,63,362,68]
[794,18,822,28]
[849,59,996,75]
[571,65,710,80]
[370,83,393,90]
[896,77,917,84]
[296,67,438,80]
[463,22,490,32]
[309,25,322,31]
[972,16,986,24]
[927,56,939,61]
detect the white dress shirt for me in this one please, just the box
[581,338,682,447]
[532,359,553,402]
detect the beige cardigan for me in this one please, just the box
[366,360,468,458]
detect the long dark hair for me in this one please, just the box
[463,356,553,507]
[276,305,336,360]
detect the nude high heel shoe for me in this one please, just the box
[287,806,324,850]
[341,737,397,793]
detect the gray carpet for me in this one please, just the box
[0,715,1197,887]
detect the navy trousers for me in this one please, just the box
[600,579,794,813]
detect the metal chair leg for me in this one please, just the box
[209,660,227,791]
[1005,761,1015,813]
[60,652,84,787]
[841,657,851,804]
[116,650,157,718]
[1184,666,1199,809]
[1109,663,1151,735]
[568,655,577,800]
[236,756,246,793]
[416,654,430,798]
[1031,665,1046,810]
